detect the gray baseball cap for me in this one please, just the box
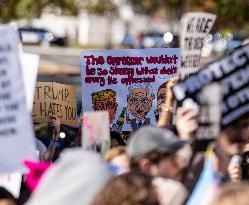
[127,126,187,161]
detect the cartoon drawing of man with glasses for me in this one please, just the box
[126,83,155,131]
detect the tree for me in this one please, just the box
[0,0,80,22]
[83,0,118,48]
[83,0,117,15]
[130,0,249,31]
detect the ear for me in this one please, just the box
[138,158,152,175]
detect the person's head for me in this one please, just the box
[218,114,249,156]
[110,132,126,148]
[127,84,155,120]
[104,146,129,169]
[127,126,187,181]
[157,82,167,111]
[91,171,159,205]
[211,182,249,205]
[0,187,17,205]
[91,89,118,123]
[121,131,130,143]
[26,149,112,205]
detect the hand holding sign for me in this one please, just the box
[48,115,61,140]
[176,105,199,140]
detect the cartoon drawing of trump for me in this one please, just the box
[91,89,119,131]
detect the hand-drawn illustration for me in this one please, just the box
[116,107,127,131]
[91,89,119,131]
[154,82,167,121]
[126,83,155,131]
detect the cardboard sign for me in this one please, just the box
[32,82,77,127]
[0,172,22,197]
[20,53,39,112]
[173,44,249,128]
[82,111,110,155]
[180,12,216,77]
[0,25,37,173]
[81,48,180,131]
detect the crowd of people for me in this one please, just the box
[1,71,248,205]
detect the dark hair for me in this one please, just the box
[157,82,167,95]
[0,187,17,204]
[111,132,126,147]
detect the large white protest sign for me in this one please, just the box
[82,111,110,155]
[0,172,22,197]
[0,25,37,174]
[21,53,39,112]
[81,48,180,131]
[180,12,216,77]
[173,44,249,128]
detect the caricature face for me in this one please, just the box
[127,88,154,120]
[93,98,117,123]
[157,87,166,111]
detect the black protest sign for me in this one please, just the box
[32,82,77,127]
[180,12,216,77]
[173,44,249,128]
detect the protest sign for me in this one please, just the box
[32,82,77,127]
[0,25,37,174]
[173,44,249,128]
[81,48,180,131]
[82,111,110,155]
[180,12,216,77]
[0,172,22,197]
[21,53,39,112]
[195,84,221,139]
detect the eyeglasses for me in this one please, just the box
[128,97,150,105]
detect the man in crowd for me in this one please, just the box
[127,126,187,181]
[126,83,155,131]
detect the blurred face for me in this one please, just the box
[155,154,184,181]
[219,116,249,155]
[93,98,117,123]
[157,87,166,111]
[111,153,130,169]
[127,88,154,120]
[0,199,16,205]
